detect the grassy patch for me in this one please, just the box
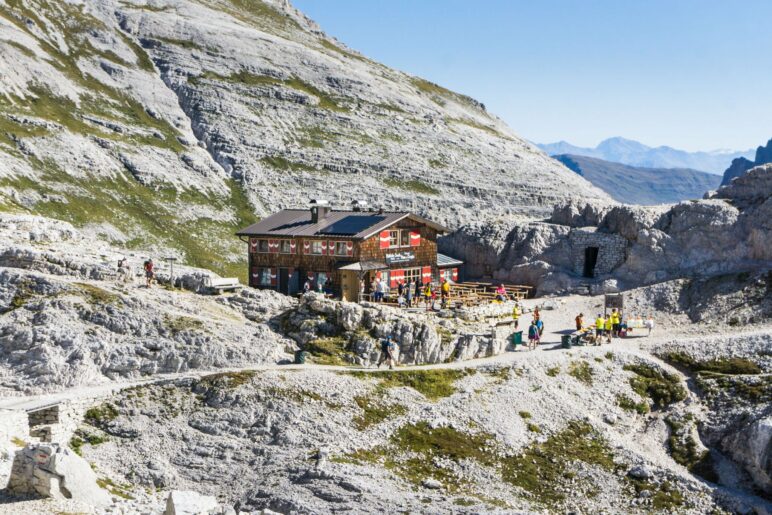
[84,403,119,425]
[410,77,482,111]
[484,366,511,384]
[518,411,532,419]
[662,351,762,375]
[447,117,502,137]
[624,363,686,409]
[11,436,27,447]
[199,371,255,390]
[96,477,134,500]
[72,283,120,305]
[628,479,684,510]
[260,155,325,174]
[163,314,205,335]
[664,416,716,481]
[305,336,355,366]
[605,351,614,360]
[568,360,593,386]
[70,430,107,456]
[526,423,541,433]
[349,369,474,401]
[700,374,772,404]
[616,394,650,415]
[152,36,203,50]
[353,395,407,430]
[4,278,34,312]
[436,326,454,345]
[546,366,560,377]
[382,177,439,195]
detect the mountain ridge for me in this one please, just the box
[539,137,753,174]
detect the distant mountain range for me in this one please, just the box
[539,137,754,174]
[554,154,722,205]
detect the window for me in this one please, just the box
[258,268,272,286]
[334,241,348,256]
[388,230,399,248]
[400,230,411,247]
[403,267,421,284]
[280,240,292,254]
[311,241,323,254]
[258,239,269,253]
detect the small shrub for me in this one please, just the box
[546,366,560,377]
[662,352,761,375]
[527,423,541,433]
[84,403,119,424]
[518,411,532,419]
[349,369,475,401]
[605,352,614,361]
[199,371,255,390]
[382,177,440,195]
[568,361,593,386]
[353,395,407,430]
[624,364,686,409]
[616,394,649,415]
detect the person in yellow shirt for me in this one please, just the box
[610,308,621,338]
[604,316,613,343]
[512,303,521,328]
[594,314,604,345]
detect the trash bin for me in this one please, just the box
[294,350,309,364]
[511,331,523,347]
[561,335,572,349]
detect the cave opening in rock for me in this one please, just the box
[583,246,599,278]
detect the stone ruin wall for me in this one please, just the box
[568,228,628,277]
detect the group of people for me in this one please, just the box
[525,305,544,351]
[303,277,333,295]
[116,257,156,288]
[371,277,452,310]
[574,309,655,345]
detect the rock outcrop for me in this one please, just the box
[7,443,111,506]
[444,164,772,296]
[721,138,772,186]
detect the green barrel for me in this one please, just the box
[561,335,572,349]
[512,331,523,346]
[294,350,309,364]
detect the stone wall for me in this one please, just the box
[27,402,85,444]
[568,228,628,277]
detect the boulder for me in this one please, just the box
[165,490,220,515]
[722,416,772,494]
[7,443,111,507]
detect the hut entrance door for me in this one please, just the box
[583,247,599,278]
[279,268,290,295]
[340,271,359,302]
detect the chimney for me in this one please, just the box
[309,199,330,223]
[351,200,368,212]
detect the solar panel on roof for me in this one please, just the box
[318,215,386,235]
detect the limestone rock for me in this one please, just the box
[165,490,220,515]
[722,416,772,495]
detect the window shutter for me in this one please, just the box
[320,240,327,255]
[421,266,432,283]
[307,272,315,282]
[302,241,310,254]
[451,268,459,281]
[409,231,421,247]
[250,267,259,286]
[290,240,297,254]
[329,241,335,255]
[270,268,278,286]
[346,241,354,256]
[379,231,390,249]
[250,238,258,253]
[268,240,277,253]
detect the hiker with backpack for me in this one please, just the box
[527,320,540,351]
[377,335,398,369]
[143,258,155,288]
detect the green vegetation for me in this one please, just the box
[484,366,511,384]
[152,36,203,50]
[518,411,532,419]
[96,477,134,500]
[72,283,120,305]
[11,436,27,447]
[199,371,256,390]
[436,326,454,345]
[353,395,407,430]
[568,360,593,386]
[410,77,482,111]
[305,336,355,366]
[260,156,325,174]
[163,314,205,335]
[84,403,119,425]
[623,363,686,409]
[199,0,302,38]
[605,351,614,360]
[662,351,762,375]
[382,177,439,195]
[616,394,650,415]
[349,369,475,401]
[526,423,541,433]
[546,366,560,377]
[447,117,502,137]
[4,279,34,313]
[628,479,684,510]
[428,158,446,169]
[664,416,717,482]
[70,430,107,456]
[191,70,348,111]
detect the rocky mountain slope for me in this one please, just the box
[721,138,772,186]
[0,0,608,281]
[554,154,721,204]
[540,137,753,174]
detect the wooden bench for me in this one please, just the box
[205,277,242,294]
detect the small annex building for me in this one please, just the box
[236,201,464,300]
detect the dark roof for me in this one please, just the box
[237,209,449,239]
[437,253,464,267]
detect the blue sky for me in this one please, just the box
[293,0,772,152]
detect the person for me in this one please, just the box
[303,278,312,293]
[374,277,384,302]
[440,278,450,308]
[143,258,154,288]
[324,278,333,295]
[397,280,405,298]
[405,279,413,308]
[495,283,508,302]
[377,336,393,368]
[594,314,604,345]
[535,316,544,337]
[533,306,540,320]
[397,293,406,308]
[527,320,540,351]
[424,283,433,311]
[414,280,422,305]
[645,315,655,336]
[575,313,584,332]
[604,315,613,344]
[610,308,621,338]
[512,303,521,329]
[387,337,399,369]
